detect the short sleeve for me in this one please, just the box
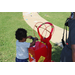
[24,42,30,48]
[70,28,75,45]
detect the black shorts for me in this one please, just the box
[15,57,28,62]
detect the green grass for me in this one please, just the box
[39,12,70,29]
[0,12,62,62]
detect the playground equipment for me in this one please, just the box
[28,22,54,62]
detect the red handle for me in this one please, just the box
[37,22,54,42]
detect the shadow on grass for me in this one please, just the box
[51,43,63,62]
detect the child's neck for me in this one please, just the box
[19,40,26,42]
[19,38,26,42]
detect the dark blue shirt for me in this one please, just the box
[60,19,75,62]
[67,19,75,48]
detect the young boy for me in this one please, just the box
[15,28,38,62]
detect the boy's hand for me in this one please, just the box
[31,37,38,41]
[34,37,38,40]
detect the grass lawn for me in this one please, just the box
[39,12,70,29]
[0,12,62,62]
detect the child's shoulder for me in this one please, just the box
[16,40,30,48]
[16,40,30,44]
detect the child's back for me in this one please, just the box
[16,40,30,59]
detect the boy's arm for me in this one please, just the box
[30,37,38,47]
[27,36,32,39]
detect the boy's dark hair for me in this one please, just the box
[15,28,27,40]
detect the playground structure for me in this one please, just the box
[28,22,54,62]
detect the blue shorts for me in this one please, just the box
[15,57,28,62]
